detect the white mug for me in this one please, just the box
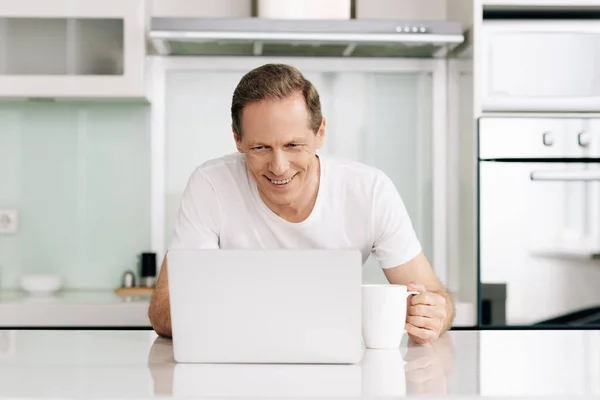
[362,284,419,349]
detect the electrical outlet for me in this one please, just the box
[0,210,18,234]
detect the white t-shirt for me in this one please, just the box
[169,153,422,269]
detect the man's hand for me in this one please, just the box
[405,282,447,344]
[383,252,455,342]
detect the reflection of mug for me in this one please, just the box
[362,284,419,349]
[361,348,406,397]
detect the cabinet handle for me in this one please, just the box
[542,132,554,146]
[531,170,600,181]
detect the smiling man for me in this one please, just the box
[148,63,455,342]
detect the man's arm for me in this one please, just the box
[148,169,220,338]
[383,252,455,342]
[148,256,172,338]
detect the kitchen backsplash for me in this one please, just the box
[0,102,151,289]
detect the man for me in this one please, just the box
[149,63,455,343]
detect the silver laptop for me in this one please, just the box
[167,249,364,364]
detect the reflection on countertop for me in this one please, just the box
[147,332,459,397]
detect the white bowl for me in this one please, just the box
[19,274,63,295]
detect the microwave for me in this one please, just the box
[481,20,600,112]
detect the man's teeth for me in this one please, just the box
[271,177,292,185]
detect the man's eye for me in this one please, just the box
[287,144,298,148]
[253,146,265,150]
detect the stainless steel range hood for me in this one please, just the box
[150,18,464,58]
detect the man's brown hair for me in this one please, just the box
[231,63,323,141]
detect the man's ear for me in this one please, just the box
[316,118,326,148]
[233,128,244,154]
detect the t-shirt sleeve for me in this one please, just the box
[371,173,422,269]
[168,169,220,250]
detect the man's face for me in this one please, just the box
[235,92,325,209]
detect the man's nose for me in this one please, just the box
[269,150,289,176]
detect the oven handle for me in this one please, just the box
[530,170,600,181]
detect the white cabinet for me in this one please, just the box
[0,0,147,99]
[481,21,600,112]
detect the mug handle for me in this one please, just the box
[406,291,419,298]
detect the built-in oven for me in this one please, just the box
[478,117,600,327]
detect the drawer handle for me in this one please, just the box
[531,170,600,181]
[542,132,554,147]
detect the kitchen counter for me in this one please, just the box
[0,290,151,327]
[0,291,475,329]
[0,329,598,398]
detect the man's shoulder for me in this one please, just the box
[324,155,388,184]
[196,152,244,171]
[184,153,249,196]
[192,152,246,180]
[323,155,395,206]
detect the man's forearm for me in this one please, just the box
[148,295,172,338]
[148,258,173,338]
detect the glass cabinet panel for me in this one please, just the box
[0,18,124,76]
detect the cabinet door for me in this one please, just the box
[481,21,600,112]
[0,0,147,99]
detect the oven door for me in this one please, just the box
[479,161,600,326]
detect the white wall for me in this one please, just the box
[355,0,447,20]
[447,0,474,30]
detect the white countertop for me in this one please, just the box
[0,329,598,398]
[0,290,151,327]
